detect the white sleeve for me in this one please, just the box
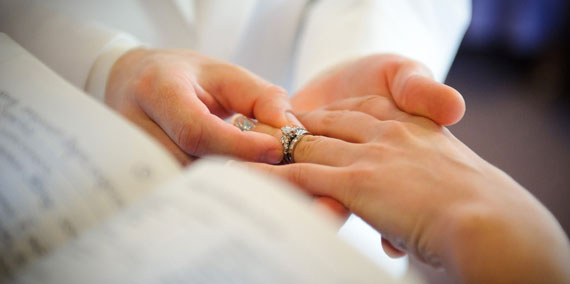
[292,0,471,90]
[0,0,140,101]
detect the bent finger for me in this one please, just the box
[244,163,352,202]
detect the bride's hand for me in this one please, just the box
[246,96,570,284]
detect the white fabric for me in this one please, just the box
[295,0,471,88]
[0,0,471,99]
[84,35,140,101]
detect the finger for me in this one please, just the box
[139,83,284,163]
[294,109,385,143]
[323,95,410,122]
[245,120,359,167]
[244,162,350,226]
[388,58,465,125]
[381,237,407,258]
[244,163,357,207]
[201,62,302,127]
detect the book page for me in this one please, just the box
[11,159,412,284]
[0,34,182,276]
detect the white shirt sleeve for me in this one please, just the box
[0,0,140,101]
[84,35,140,102]
[292,0,472,90]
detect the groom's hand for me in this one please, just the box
[293,54,465,126]
[105,48,301,165]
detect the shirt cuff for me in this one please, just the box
[85,34,140,102]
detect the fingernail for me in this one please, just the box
[262,148,283,164]
[285,111,303,127]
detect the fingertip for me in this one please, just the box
[432,86,466,126]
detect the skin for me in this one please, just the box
[105,48,301,165]
[105,51,465,166]
[290,54,466,256]
[103,47,569,282]
[247,96,570,284]
[292,54,465,125]
[106,50,467,257]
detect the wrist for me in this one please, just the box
[104,47,153,106]
[436,175,570,283]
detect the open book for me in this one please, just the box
[0,33,411,283]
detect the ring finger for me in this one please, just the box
[231,114,359,167]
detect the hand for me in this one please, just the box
[105,48,300,165]
[292,54,468,241]
[293,54,465,126]
[249,96,570,283]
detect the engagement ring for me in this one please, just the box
[280,126,310,164]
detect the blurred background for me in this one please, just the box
[415,0,570,282]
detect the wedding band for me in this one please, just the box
[280,126,311,164]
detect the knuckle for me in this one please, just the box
[364,142,390,155]
[321,110,349,127]
[379,120,410,139]
[175,122,203,155]
[257,85,289,108]
[264,84,288,98]
[134,64,189,102]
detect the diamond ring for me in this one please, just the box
[280,126,310,164]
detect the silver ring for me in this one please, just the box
[280,126,310,164]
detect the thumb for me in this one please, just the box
[390,62,465,126]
